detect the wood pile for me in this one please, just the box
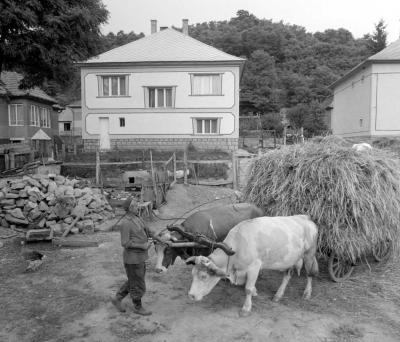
[0,174,115,236]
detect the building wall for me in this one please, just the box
[0,98,57,143]
[81,64,241,151]
[332,65,372,137]
[370,63,400,136]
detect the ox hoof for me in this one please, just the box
[302,293,311,300]
[272,295,281,303]
[239,309,251,317]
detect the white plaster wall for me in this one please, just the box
[81,64,241,140]
[85,112,235,136]
[84,69,235,109]
[370,63,400,135]
[332,66,372,136]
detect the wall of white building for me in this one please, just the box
[81,65,240,142]
[370,63,400,136]
[332,65,372,137]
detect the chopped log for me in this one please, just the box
[61,214,82,238]
[52,238,99,248]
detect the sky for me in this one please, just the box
[101,0,400,43]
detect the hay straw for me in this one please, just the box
[244,137,400,263]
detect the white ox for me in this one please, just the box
[187,215,319,316]
[352,142,372,152]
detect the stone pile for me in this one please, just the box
[0,174,115,235]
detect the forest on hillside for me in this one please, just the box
[188,10,386,134]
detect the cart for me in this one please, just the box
[327,240,393,282]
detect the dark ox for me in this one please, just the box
[187,215,319,317]
[154,203,263,273]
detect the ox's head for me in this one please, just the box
[154,229,181,273]
[187,256,227,301]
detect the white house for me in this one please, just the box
[331,39,400,138]
[58,100,82,145]
[78,20,245,151]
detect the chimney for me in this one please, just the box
[182,19,189,35]
[151,19,157,34]
[160,26,168,31]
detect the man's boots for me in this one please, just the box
[111,296,126,313]
[133,299,152,316]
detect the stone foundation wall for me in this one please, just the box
[84,137,239,152]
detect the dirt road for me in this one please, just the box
[1,184,400,342]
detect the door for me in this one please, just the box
[99,117,110,150]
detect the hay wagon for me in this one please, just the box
[327,240,393,282]
[244,137,400,283]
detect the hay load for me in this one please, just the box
[244,137,400,263]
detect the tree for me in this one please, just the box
[364,19,387,55]
[0,0,108,88]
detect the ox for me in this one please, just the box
[187,215,319,316]
[154,203,263,273]
[352,142,372,152]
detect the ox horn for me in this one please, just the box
[185,256,197,265]
[200,258,227,277]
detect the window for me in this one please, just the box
[148,87,173,108]
[63,122,71,131]
[191,74,222,95]
[194,118,220,134]
[8,104,24,126]
[119,117,125,127]
[30,105,40,126]
[98,75,129,97]
[40,108,51,128]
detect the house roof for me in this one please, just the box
[331,39,400,88]
[0,71,57,104]
[31,129,51,141]
[81,28,245,65]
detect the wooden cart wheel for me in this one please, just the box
[328,252,354,282]
[372,240,392,262]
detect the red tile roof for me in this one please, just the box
[0,71,57,103]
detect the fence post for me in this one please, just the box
[173,152,177,184]
[283,127,287,146]
[300,127,305,144]
[150,150,159,207]
[29,150,35,162]
[4,153,9,170]
[95,148,100,185]
[61,144,66,160]
[183,147,188,185]
[9,152,15,169]
[232,152,237,190]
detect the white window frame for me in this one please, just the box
[30,105,40,126]
[97,75,129,97]
[144,86,176,108]
[40,107,51,128]
[190,73,223,96]
[192,117,221,135]
[8,104,24,126]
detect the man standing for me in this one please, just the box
[111,198,153,316]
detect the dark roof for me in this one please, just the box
[0,71,57,104]
[331,39,400,89]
